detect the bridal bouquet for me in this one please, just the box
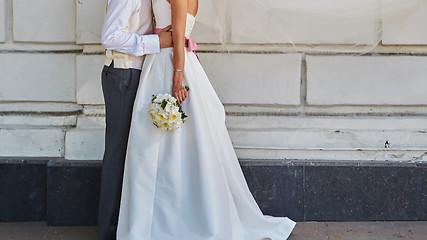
[148,92,188,131]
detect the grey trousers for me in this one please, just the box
[98,63,141,240]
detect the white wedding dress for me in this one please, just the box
[117,0,296,239]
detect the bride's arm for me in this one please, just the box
[170,0,188,104]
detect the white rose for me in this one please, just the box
[165,103,172,112]
[161,112,169,119]
[158,121,170,130]
[155,113,166,122]
[153,97,161,103]
[148,106,157,114]
[168,112,181,123]
[155,94,167,103]
[171,105,179,113]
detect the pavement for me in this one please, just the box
[0,221,426,240]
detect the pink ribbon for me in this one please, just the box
[185,38,198,52]
[155,28,199,62]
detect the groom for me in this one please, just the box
[98,0,172,239]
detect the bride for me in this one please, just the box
[116,0,296,239]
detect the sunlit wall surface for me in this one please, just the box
[1,0,426,162]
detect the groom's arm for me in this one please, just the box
[101,0,161,56]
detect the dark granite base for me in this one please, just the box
[304,165,427,221]
[46,160,102,226]
[241,164,304,221]
[0,159,47,221]
[238,160,426,222]
[0,158,426,226]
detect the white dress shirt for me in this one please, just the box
[102,0,160,57]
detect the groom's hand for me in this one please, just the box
[159,25,173,49]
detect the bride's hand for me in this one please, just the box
[172,84,187,104]
[172,73,187,104]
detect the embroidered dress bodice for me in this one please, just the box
[152,0,196,39]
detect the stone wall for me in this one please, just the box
[1,0,427,162]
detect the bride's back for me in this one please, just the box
[165,0,198,17]
[154,0,198,37]
[187,0,198,17]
